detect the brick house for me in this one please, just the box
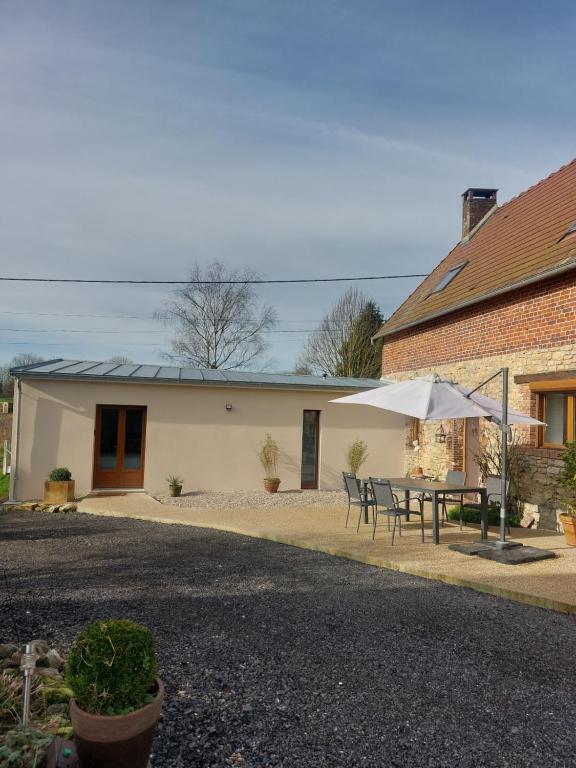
[375,158,576,530]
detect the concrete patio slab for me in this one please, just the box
[76,492,576,614]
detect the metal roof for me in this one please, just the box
[10,359,388,391]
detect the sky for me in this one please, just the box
[1,0,575,371]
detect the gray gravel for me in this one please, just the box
[157,489,346,509]
[1,509,575,767]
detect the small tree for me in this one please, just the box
[298,288,383,378]
[473,425,527,514]
[258,434,279,480]
[1,353,44,395]
[346,439,369,474]
[157,260,276,370]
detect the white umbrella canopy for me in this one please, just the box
[330,374,543,426]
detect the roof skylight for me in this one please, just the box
[428,262,466,295]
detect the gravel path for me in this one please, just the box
[157,489,347,509]
[1,510,575,767]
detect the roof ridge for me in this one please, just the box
[495,156,576,214]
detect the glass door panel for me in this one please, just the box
[98,407,120,469]
[301,410,320,489]
[124,409,144,469]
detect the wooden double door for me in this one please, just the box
[93,405,147,489]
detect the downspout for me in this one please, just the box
[9,377,21,502]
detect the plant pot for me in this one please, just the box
[44,480,75,504]
[169,485,182,497]
[560,513,576,546]
[70,678,164,768]
[263,478,281,494]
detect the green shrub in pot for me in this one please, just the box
[65,619,163,768]
[48,467,72,482]
[66,619,157,716]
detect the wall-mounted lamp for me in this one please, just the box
[225,403,233,411]
[435,424,447,444]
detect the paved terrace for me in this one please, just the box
[76,493,575,614]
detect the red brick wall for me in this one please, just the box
[382,272,576,373]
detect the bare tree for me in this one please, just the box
[1,353,44,395]
[298,288,383,378]
[157,261,276,370]
[106,356,133,365]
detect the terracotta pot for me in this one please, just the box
[44,480,75,504]
[70,678,164,768]
[413,467,424,477]
[169,485,182,497]
[263,478,281,494]
[560,514,576,546]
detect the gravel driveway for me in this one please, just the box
[1,510,575,767]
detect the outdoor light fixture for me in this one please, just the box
[225,403,233,411]
[435,424,447,444]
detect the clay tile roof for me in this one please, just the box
[376,158,576,337]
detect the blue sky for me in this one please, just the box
[1,0,575,370]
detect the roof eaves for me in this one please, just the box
[374,256,576,339]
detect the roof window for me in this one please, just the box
[428,262,466,295]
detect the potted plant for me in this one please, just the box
[346,438,368,475]
[66,618,164,768]
[44,467,75,504]
[166,474,183,497]
[559,441,576,546]
[259,434,280,493]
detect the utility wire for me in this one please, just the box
[0,273,427,285]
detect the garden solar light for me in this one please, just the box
[20,642,35,728]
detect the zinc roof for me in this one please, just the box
[10,358,388,391]
[376,158,576,337]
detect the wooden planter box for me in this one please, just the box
[44,480,75,504]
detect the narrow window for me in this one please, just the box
[301,410,320,489]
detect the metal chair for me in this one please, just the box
[486,475,511,534]
[440,469,466,529]
[369,478,424,544]
[342,472,375,530]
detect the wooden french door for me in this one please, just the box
[301,410,320,489]
[93,406,147,489]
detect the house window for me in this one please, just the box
[538,392,575,447]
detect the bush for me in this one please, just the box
[258,435,279,480]
[66,619,157,716]
[48,467,72,481]
[448,504,521,528]
[0,728,52,768]
[346,439,368,475]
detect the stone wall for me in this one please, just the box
[384,343,576,530]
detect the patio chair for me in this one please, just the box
[486,475,512,534]
[342,472,375,530]
[439,470,466,529]
[369,478,424,545]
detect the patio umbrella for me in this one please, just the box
[331,370,543,547]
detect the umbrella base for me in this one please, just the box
[480,539,523,550]
[476,545,556,565]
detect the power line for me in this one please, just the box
[0,273,427,285]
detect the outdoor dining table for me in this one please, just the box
[385,478,488,545]
[360,477,488,545]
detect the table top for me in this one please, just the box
[377,477,487,494]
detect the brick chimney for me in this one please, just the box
[461,188,497,239]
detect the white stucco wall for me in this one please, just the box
[12,378,406,500]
